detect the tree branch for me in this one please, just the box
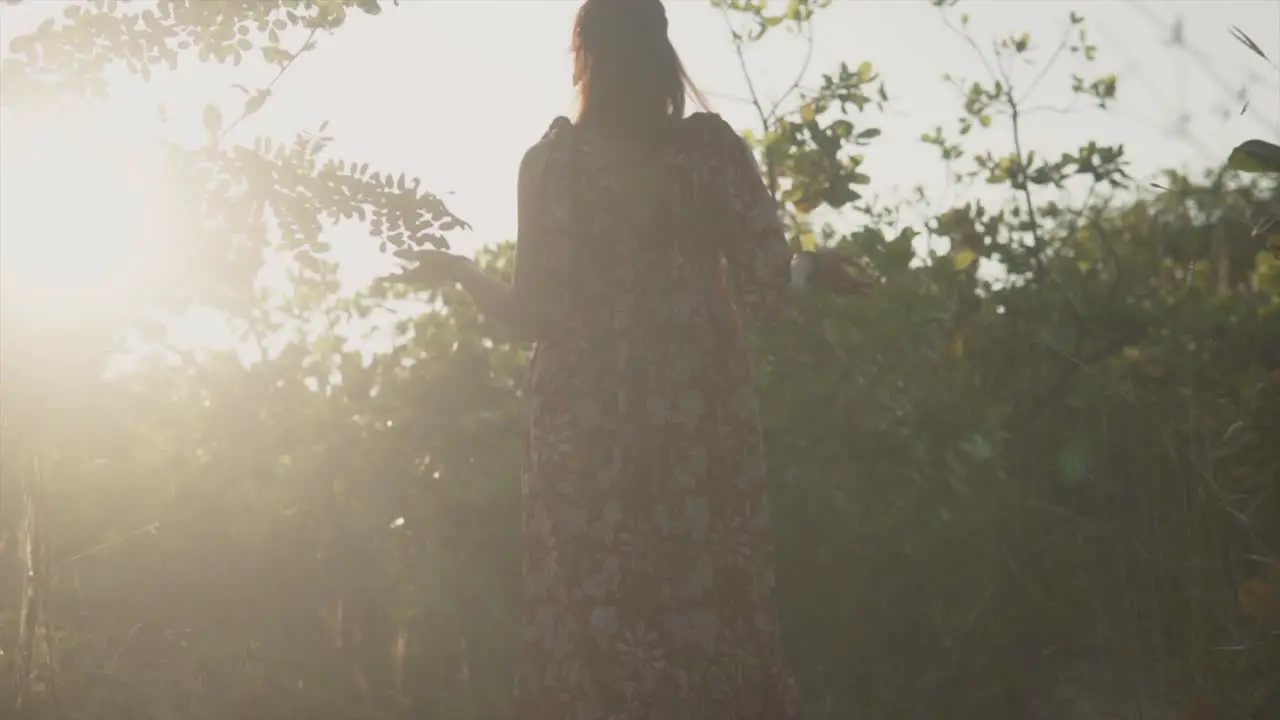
[221,26,321,141]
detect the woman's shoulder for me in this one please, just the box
[520,116,577,175]
[681,111,752,165]
[541,115,576,143]
[681,111,734,135]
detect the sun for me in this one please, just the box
[0,106,176,326]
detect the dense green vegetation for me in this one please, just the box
[2,1,1277,718]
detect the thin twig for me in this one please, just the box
[992,46,1049,277]
[938,13,1002,92]
[719,6,779,200]
[767,20,816,120]
[1020,20,1075,102]
[221,26,321,141]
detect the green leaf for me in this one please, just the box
[262,45,293,65]
[202,103,223,138]
[243,90,270,117]
[1227,139,1280,173]
[856,128,882,140]
[952,248,978,271]
[1230,25,1271,64]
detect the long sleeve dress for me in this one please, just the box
[506,112,800,720]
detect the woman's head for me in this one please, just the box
[572,0,702,137]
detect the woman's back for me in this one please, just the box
[515,112,800,719]
[524,113,790,390]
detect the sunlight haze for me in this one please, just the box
[1,0,1277,343]
[3,5,1280,716]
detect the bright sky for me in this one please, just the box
[1,0,1278,327]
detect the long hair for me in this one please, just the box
[572,0,705,141]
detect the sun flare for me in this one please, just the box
[0,107,175,324]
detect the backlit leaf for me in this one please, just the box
[952,248,978,271]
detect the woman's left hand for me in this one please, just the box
[377,248,475,289]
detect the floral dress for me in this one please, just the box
[511,113,800,720]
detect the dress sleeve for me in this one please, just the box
[505,119,574,340]
[708,115,794,320]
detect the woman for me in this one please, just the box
[390,0,864,716]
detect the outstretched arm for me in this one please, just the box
[454,261,517,327]
[456,142,562,341]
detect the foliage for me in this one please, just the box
[1223,25,1280,298]
[1225,25,1280,176]
[2,1,1279,719]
